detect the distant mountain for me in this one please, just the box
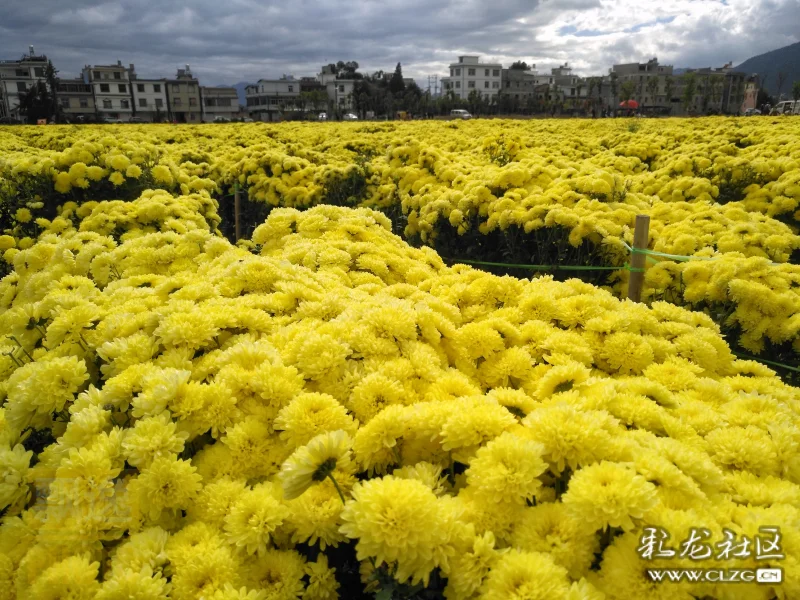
[217,82,252,107]
[735,41,800,98]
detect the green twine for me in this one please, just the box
[621,241,783,267]
[445,258,625,272]
[731,352,800,374]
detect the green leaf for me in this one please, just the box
[375,587,395,600]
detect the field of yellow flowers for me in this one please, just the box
[0,119,798,599]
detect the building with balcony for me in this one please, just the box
[201,86,239,121]
[129,67,168,122]
[165,66,202,123]
[441,56,503,100]
[82,61,134,121]
[246,76,301,121]
[0,48,50,120]
[56,78,95,121]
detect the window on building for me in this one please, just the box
[468,81,475,88]
[153,84,161,93]
[80,98,89,108]
[173,98,182,106]
[492,81,499,89]
[506,81,510,88]
[34,67,44,77]
[16,82,27,92]
[493,69,500,77]
[455,81,461,88]
[339,85,344,93]
[455,68,461,76]
[121,99,129,109]
[288,85,293,92]
[114,72,121,80]
[172,84,180,92]
[450,69,454,76]
[137,84,145,92]
[190,113,196,120]
[485,69,489,76]
[219,98,231,106]
[139,98,147,107]
[60,97,70,108]
[189,97,197,106]
[468,68,475,76]
[15,69,27,77]
[155,98,163,107]
[484,81,489,88]
[103,99,112,109]
[571,89,575,96]
[100,83,109,93]
[119,84,127,93]
[339,98,345,105]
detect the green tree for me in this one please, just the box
[646,76,659,105]
[610,72,619,104]
[620,80,636,102]
[18,80,53,123]
[792,81,800,102]
[509,61,529,70]
[389,63,405,95]
[45,60,61,122]
[682,72,697,114]
[776,71,787,99]
[664,75,674,103]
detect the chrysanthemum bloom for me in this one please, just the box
[279,429,354,500]
[128,456,202,521]
[224,482,289,555]
[479,549,571,600]
[122,412,188,469]
[442,532,499,599]
[466,432,547,504]
[27,554,101,600]
[286,481,348,549]
[562,461,658,531]
[304,554,340,600]
[512,502,599,578]
[96,567,171,600]
[340,476,446,585]
[274,392,357,450]
[245,549,306,599]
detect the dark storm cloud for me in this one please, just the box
[0,0,798,85]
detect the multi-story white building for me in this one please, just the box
[0,47,50,120]
[317,65,355,110]
[130,67,168,121]
[201,86,239,121]
[441,56,503,100]
[82,61,134,121]
[246,77,300,121]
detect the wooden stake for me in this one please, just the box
[627,214,650,302]
[234,182,241,242]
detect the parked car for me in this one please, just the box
[343,113,358,121]
[128,117,145,123]
[318,112,328,121]
[242,118,254,123]
[770,101,797,116]
[212,116,230,123]
[450,109,472,120]
[743,108,761,116]
[101,118,122,124]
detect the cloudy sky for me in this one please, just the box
[1,0,798,87]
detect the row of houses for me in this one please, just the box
[441,56,759,115]
[0,48,239,122]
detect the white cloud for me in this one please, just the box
[0,0,797,85]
